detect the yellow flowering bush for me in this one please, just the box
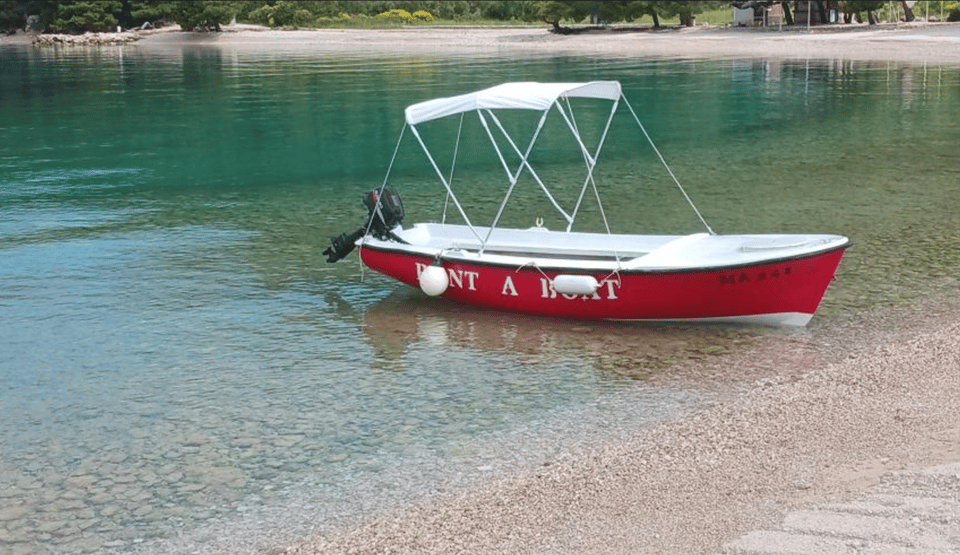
[412,10,434,22]
[375,9,414,24]
[374,9,434,25]
[312,8,435,28]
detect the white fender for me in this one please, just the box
[419,264,449,296]
[552,275,599,296]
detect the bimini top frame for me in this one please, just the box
[378,81,712,253]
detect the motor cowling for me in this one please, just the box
[324,186,405,263]
[362,186,404,240]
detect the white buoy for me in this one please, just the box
[552,275,600,296]
[419,264,449,296]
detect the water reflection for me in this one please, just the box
[358,288,788,381]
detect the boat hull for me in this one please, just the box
[358,243,848,326]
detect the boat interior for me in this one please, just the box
[381,222,848,271]
[396,223,674,259]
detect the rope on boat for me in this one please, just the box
[516,260,551,282]
[357,243,366,282]
[601,268,622,289]
[515,260,622,298]
[354,124,408,283]
[622,97,716,236]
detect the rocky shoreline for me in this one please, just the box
[31,31,144,46]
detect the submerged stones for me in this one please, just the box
[0,426,292,554]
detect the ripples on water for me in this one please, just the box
[0,40,958,554]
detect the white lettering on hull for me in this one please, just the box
[540,277,619,300]
[415,263,479,291]
[414,263,619,301]
[501,276,518,296]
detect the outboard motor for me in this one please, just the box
[324,186,405,263]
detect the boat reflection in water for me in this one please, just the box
[355,287,830,389]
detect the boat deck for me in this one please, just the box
[379,223,850,272]
[398,223,670,257]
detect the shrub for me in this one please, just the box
[372,8,435,25]
[412,10,434,23]
[291,9,314,27]
[248,6,272,26]
[249,1,316,28]
[375,9,414,25]
[316,12,352,27]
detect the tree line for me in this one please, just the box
[2,1,956,35]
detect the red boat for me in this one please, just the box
[326,82,850,326]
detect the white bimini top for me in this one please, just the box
[404,81,622,125]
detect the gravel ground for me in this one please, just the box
[130,22,960,64]
[6,19,958,64]
[281,296,960,555]
[12,22,954,64]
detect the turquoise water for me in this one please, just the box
[1,40,958,554]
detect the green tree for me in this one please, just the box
[632,1,663,27]
[131,1,232,30]
[592,1,662,25]
[837,0,885,24]
[656,0,722,27]
[781,1,794,25]
[129,0,173,24]
[0,0,26,31]
[525,1,666,32]
[900,0,915,21]
[526,1,577,32]
[476,0,525,20]
[48,0,122,33]
[175,1,231,30]
[248,0,323,27]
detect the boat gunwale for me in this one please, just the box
[358,237,852,275]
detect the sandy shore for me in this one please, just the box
[154,23,959,64]
[279,296,959,555]
[209,23,958,64]
[7,22,959,64]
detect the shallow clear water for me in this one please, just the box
[1,40,958,554]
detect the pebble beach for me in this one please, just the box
[277,296,960,555]
[9,20,960,63]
